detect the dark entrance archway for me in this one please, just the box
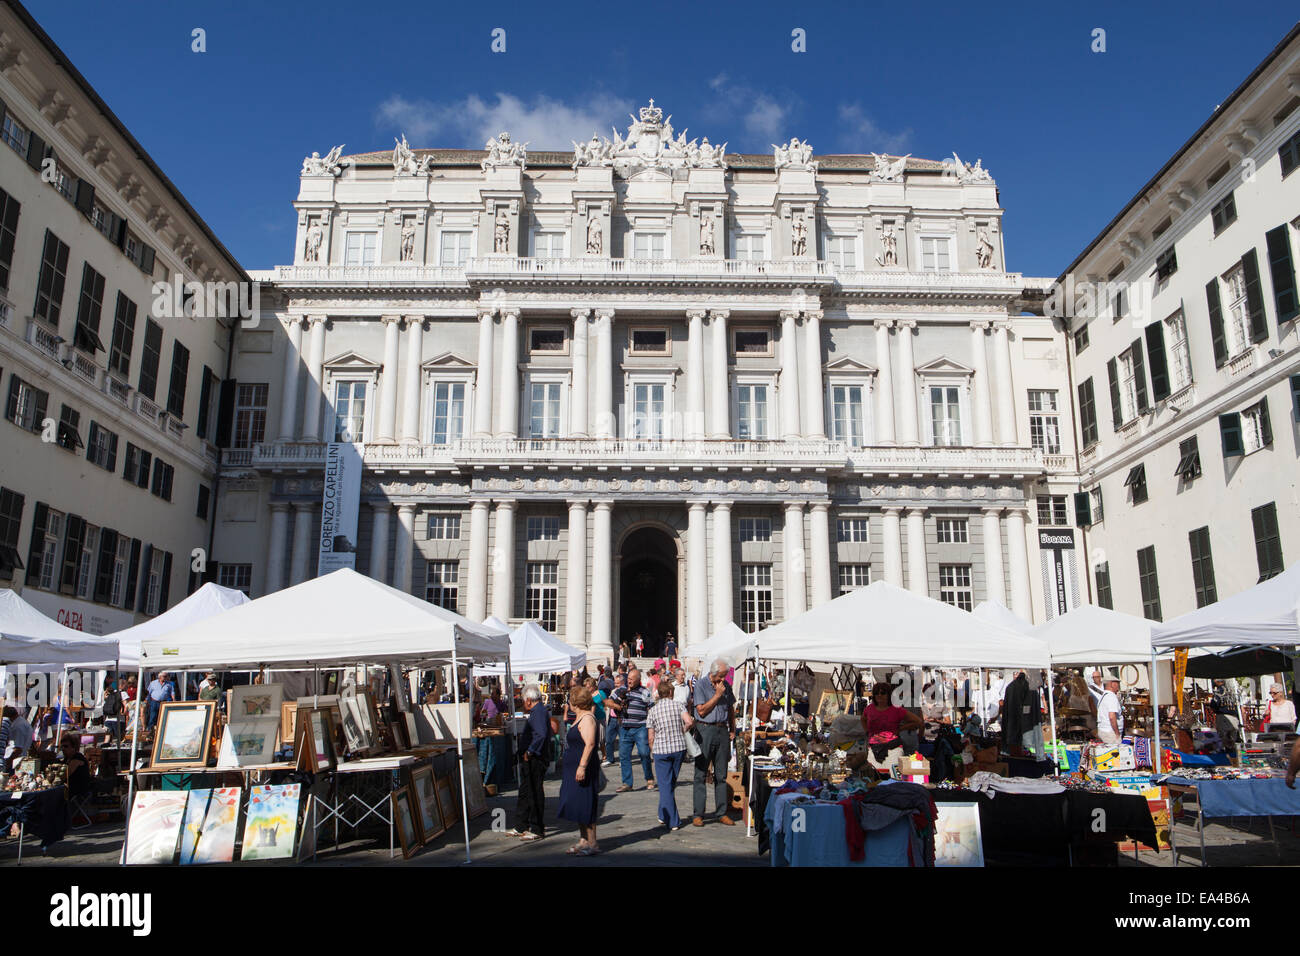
[618,526,678,658]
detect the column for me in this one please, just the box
[711,501,733,631]
[685,309,707,440]
[289,501,315,586]
[467,499,491,621]
[905,508,927,596]
[490,499,516,620]
[399,317,424,443]
[779,310,802,440]
[882,507,903,587]
[565,500,588,647]
[783,502,807,618]
[265,502,290,594]
[970,321,994,446]
[590,501,614,655]
[896,319,919,445]
[808,501,832,607]
[982,507,1006,606]
[496,308,519,438]
[688,501,709,647]
[570,309,590,437]
[276,318,303,441]
[367,502,391,584]
[300,316,327,441]
[1005,507,1032,620]
[473,309,495,438]
[993,321,1018,445]
[393,504,416,595]
[376,315,402,443]
[873,319,896,445]
[709,310,730,439]
[802,309,825,439]
[593,309,614,439]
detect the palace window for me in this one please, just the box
[1073,325,1089,354]
[56,405,82,452]
[427,514,461,540]
[145,549,166,616]
[938,564,973,611]
[425,561,460,612]
[1,110,28,154]
[526,516,560,541]
[632,232,667,259]
[233,383,268,449]
[935,518,969,543]
[138,319,163,400]
[0,188,19,293]
[739,564,773,633]
[629,327,670,355]
[429,381,467,445]
[824,235,857,270]
[439,231,472,267]
[928,386,963,447]
[735,383,770,440]
[1028,390,1061,454]
[525,561,558,631]
[74,264,106,354]
[123,444,152,488]
[1240,398,1273,454]
[1222,264,1253,355]
[829,383,869,447]
[629,381,667,440]
[218,564,253,597]
[528,327,566,354]
[528,380,563,438]
[150,459,174,502]
[533,232,565,258]
[75,524,99,600]
[0,487,23,581]
[1124,463,1148,505]
[733,328,772,356]
[1174,436,1201,482]
[733,234,765,261]
[1188,527,1217,608]
[343,232,378,267]
[86,422,119,472]
[166,341,190,420]
[739,517,772,543]
[106,536,130,607]
[836,518,869,543]
[333,379,368,442]
[38,510,63,591]
[1210,192,1237,235]
[109,293,137,379]
[5,376,47,433]
[1037,496,1069,527]
[1165,310,1192,391]
[919,236,952,272]
[838,564,870,595]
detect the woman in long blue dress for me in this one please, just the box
[557,685,601,855]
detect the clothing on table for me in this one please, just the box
[693,722,730,818]
[647,698,688,755]
[653,750,685,828]
[557,715,601,825]
[839,781,938,865]
[964,771,1065,796]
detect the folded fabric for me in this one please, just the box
[964,771,1065,796]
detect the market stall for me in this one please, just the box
[686,621,758,669]
[124,568,509,864]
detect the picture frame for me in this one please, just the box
[294,710,318,772]
[340,696,368,755]
[280,701,299,747]
[391,785,421,859]
[310,707,339,770]
[816,690,852,725]
[434,773,459,828]
[124,791,188,865]
[240,784,302,861]
[218,715,282,768]
[460,750,489,819]
[934,802,985,867]
[178,787,241,865]
[231,683,284,719]
[408,765,444,843]
[150,701,218,769]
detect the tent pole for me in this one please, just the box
[1046,668,1059,775]
[122,664,145,864]
[746,655,760,838]
[1150,651,1162,773]
[452,646,471,864]
[54,664,68,749]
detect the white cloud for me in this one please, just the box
[836,104,912,155]
[375,92,636,150]
[696,77,801,150]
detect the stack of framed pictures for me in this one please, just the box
[123,783,312,865]
[392,764,463,859]
[150,701,218,770]
[219,685,284,768]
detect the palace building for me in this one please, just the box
[213,102,1077,659]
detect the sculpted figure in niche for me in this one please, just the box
[494,209,511,254]
[791,213,808,257]
[875,229,898,267]
[400,219,416,261]
[586,214,603,255]
[976,229,996,269]
[699,215,715,256]
[305,220,324,262]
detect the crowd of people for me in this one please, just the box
[501,656,740,854]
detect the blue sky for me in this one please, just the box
[24,0,1298,275]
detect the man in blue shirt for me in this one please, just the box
[145,671,175,729]
[691,659,736,826]
[510,686,551,841]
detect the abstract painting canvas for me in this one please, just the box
[240,784,302,861]
[124,791,188,865]
[178,787,240,864]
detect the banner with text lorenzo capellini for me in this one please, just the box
[318,442,362,575]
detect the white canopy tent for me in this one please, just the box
[684,621,757,668]
[0,589,119,665]
[104,582,251,669]
[473,617,586,676]
[972,600,1034,635]
[1030,604,1157,664]
[126,569,510,864]
[755,581,1051,669]
[1151,562,1300,649]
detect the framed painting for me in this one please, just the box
[218,715,281,768]
[280,701,299,746]
[360,691,386,752]
[434,773,459,828]
[408,765,444,843]
[178,787,241,865]
[240,784,302,861]
[391,786,421,859]
[309,707,338,770]
[150,701,217,769]
[340,696,368,755]
[124,791,187,865]
[934,802,985,867]
[816,690,851,725]
[231,683,284,719]
[294,711,318,772]
[460,750,489,819]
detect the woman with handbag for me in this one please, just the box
[647,680,694,830]
[557,685,603,856]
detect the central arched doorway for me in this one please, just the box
[618,526,679,658]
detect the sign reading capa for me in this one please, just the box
[49,886,151,936]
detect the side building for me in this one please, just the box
[1061,24,1300,623]
[0,0,249,631]
[217,103,1078,658]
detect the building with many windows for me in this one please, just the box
[0,1,248,631]
[1060,25,1300,623]
[215,102,1080,658]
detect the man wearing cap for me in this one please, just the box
[1096,676,1124,748]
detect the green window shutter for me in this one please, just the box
[1206,279,1228,368]
[1106,358,1122,430]
[1144,322,1170,401]
[1265,225,1298,324]
[1219,412,1243,457]
[1241,249,1268,343]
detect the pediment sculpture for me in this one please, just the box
[572,101,727,175]
[301,145,348,177]
[482,131,528,171]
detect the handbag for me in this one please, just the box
[684,727,703,759]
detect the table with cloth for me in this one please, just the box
[1164,775,1300,867]
[1,788,69,861]
[762,781,935,867]
[474,732,515,791]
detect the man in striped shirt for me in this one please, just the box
[612,669,656,792]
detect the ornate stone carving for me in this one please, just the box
[493,209,511,254]
[699,215,715,256]
[304,218,325,262]
[875,226,898,267]
[791,213,808,257]
[302,145,347,177]
[869,152,909,183]
[946,152,994,184]
[400,219,416,262]
[586,214,603,255]
[482,131,528,171]
[572,101,726,175]
[773,137,817,173]
[392,135,432,176]
[975,229,996,269]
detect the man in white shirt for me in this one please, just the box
[1096,677,1124,747]
[672,668,690,706]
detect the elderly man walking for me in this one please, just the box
[691,658,736,826]
[510,687,552,841]
[612,668,655,791]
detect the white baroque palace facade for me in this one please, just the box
[217,102,1078,658]
[1061,26,1300,623]
[0,2,247,632]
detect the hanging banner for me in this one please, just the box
[1173,647,1188,714]
[318,442,362,575]
[1037,529,1080,620]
